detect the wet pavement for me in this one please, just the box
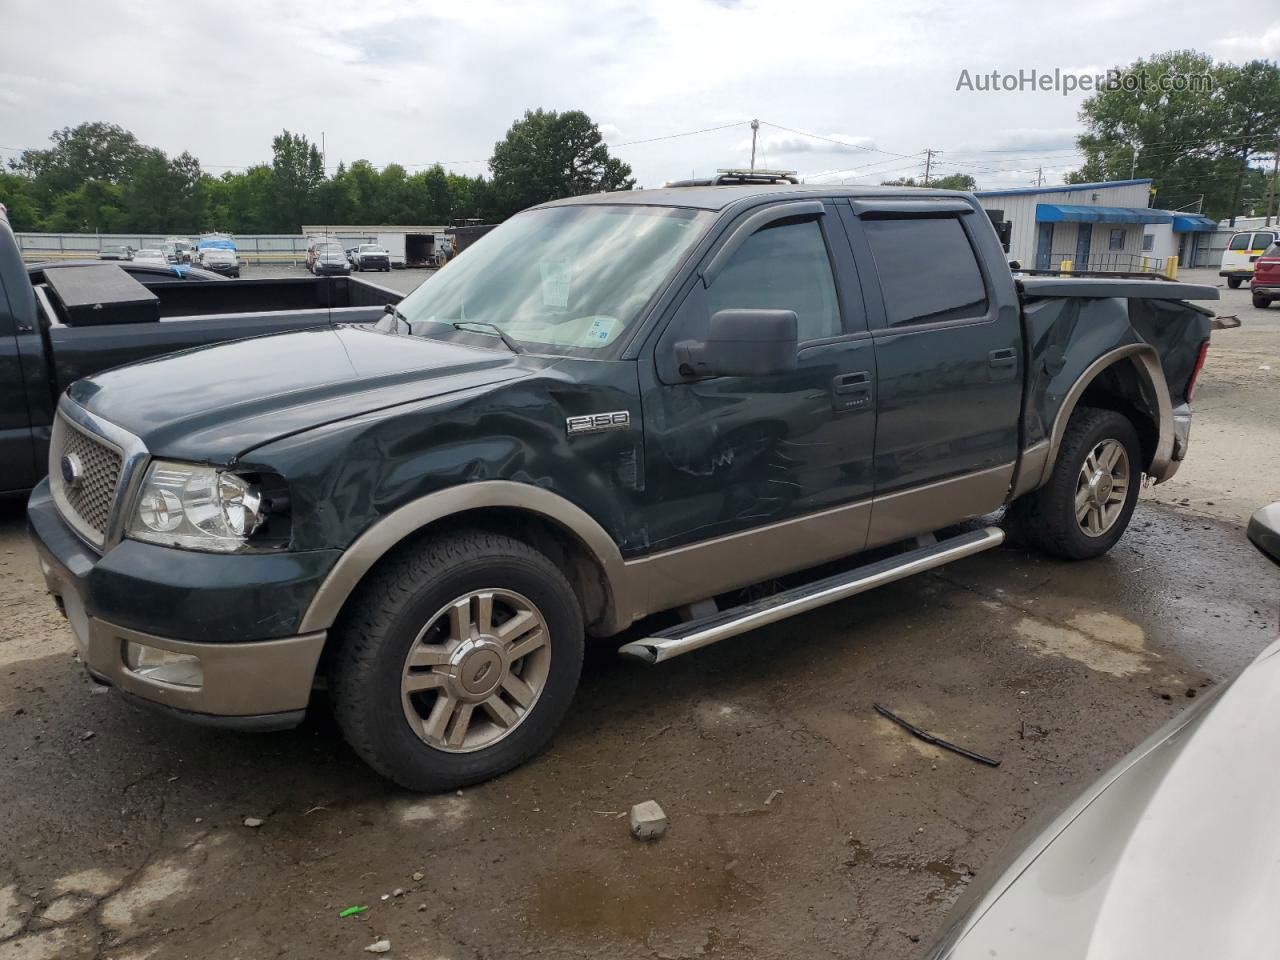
[1,496,1276,960]
[0,265,1277,958]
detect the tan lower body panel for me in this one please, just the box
[626,462,1015,619]
[625,499,873,615]
[865,462,1015,549]
[81,618,326,717]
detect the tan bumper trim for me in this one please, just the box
[81,618,325,717]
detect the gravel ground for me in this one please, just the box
[0,265,1276,960]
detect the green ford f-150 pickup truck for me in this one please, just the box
[27,182,1216,790]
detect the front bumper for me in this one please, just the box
[358,258,390,270]
[28,480,340,727]
[315,263,350,275]
[204,262,239,274]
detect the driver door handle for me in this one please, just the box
[831,371,872,412]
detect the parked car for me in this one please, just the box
[26,184,1215,793]
[163,237,193,264]
[311,244,352,276]
[352,243,391,272]
[306,235,341,271]
[1219,229,1279,288]
[197,246,240,277]
[0,205,402,496]
[99,244,132,261]
[131,248,168,267]
[1249,241,1280,308]
[925,501,1280,960]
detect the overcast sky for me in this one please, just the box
[2,0,1277,191]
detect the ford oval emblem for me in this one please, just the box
[60,453,83,490]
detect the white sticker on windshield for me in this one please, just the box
[583,316,621,345]
[539,261,571,309]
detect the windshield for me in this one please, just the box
[392,204,711,356]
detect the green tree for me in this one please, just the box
[489,109,634,217]
[121,149,203,232]
[880,173,976,190]
[45,180,126,232]
[270,130,324,231]
[0,173,42,230]
[1067,51,1280,220]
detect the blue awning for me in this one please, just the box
[1036,203,1173,225]
[1172,214,1218,232]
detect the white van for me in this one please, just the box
[1220,229,1280,288]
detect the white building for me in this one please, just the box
[972,179,1213,273]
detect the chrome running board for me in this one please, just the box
[618,526,1004,664]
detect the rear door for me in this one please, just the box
[840,200,1023,546]
[1222,232,1256,275]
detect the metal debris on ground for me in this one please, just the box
[243,817,265,827]
[764,789,783,806]
[629,800,669,840]
[339,905,368,918]
[873,703,1001,768]
[364,939,391,953]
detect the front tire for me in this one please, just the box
[331,531,584,791]
[1009,406,1142,560]
[1228,277,1244,289]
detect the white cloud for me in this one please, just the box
[0,0,1251,189]
[1219,24,1280,58]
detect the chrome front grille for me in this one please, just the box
[49,410,126,548]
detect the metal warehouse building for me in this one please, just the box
[973,179,1215,274]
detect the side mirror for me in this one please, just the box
[675,309,798,379]
[1247,503,1280,565]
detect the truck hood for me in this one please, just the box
[940,635,1280,960]
[67,325,533,463]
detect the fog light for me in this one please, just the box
[125,642,203,688]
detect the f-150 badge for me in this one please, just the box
[566,411,631,436]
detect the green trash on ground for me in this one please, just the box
[340,905,369,918]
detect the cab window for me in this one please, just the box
[863,216,988,327]
[705,217,841,342]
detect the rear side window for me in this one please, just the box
[1229,233,1252,251]
[863,217,988,327]
[1264,243,1280,258]
[706,218,841,342]
[1254,232,1278,250]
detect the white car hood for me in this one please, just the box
[943,635,1280,960]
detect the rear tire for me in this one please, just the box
[1253,292,1271,308]
[1228,277,1243,289]
[1009,406,1142,560]
[331,531,584,792]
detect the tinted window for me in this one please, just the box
[1142,233,1154,252]
[1254,232,1277,249]
[863,217,987,327]
[1264,243,1280,257]
[705,218,841,342]
[1229,233,1251,251]
[1109,228,1125,251]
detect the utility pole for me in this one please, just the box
[923,148,938,186]
[321,131,326,175]
[749,119,759,171]
[1034,167,1045,188]
[1266,133,1280,227]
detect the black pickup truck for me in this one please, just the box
[26,183,1216,791]
[0,208,402,495]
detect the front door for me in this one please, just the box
[635,203,877,602]
[1035,222,1054,271]
[0,289,36,493]
[1075,223,1092,270]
